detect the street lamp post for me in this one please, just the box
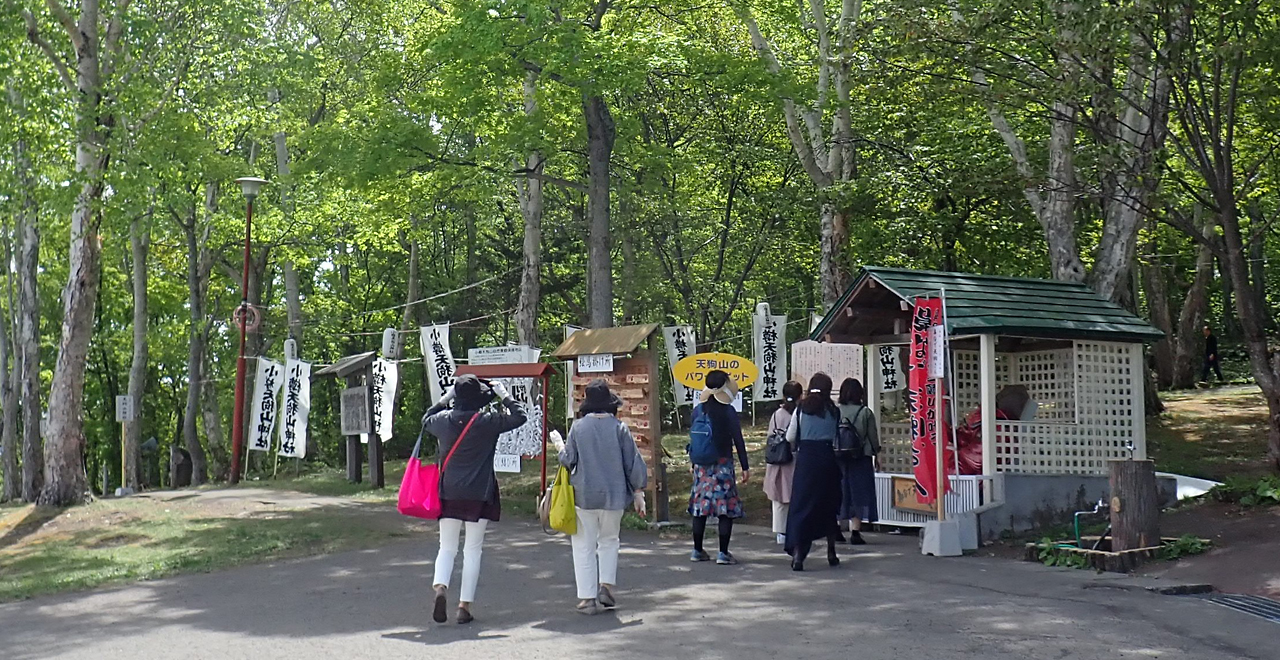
[230,176,267,485]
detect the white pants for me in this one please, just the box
[433,518,488,603]
[772,500,789,534]
[571,509,624,600]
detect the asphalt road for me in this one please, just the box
[1,523,1276,660]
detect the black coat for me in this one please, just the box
[424,398,527,502]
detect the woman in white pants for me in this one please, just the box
[765,381,802,545]
[422,374,527,625]
[554,379,649,615]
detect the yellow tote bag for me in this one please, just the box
[549,465,577,535]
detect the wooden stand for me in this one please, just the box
[1109,459,1160,552]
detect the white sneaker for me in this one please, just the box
[776,533,786,545]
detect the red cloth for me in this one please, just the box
[954,407,1010,475]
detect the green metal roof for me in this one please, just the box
[812,267,1164,343]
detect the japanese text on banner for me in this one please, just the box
[420,325,457,404]
[753,315,787,402]
[278,360,311,458]
[908,299,949,504]
[663,326,697,407]
[249,359,285,452]
[361,358,397,444]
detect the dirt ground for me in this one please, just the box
[1142,502,1280,597]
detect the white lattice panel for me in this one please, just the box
[879,422,913,474]
[871,340,1146,477]
[1074,341,1144,461]
[1015,348,1076,421]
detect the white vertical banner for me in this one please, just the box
[278,359,311,458]
[752,311,787,402]
[877,346,904,393]
[420,325,456,404]
[361,358,398,444]
[249,358,285,452]
[663,326,698,407]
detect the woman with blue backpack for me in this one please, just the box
[687,370,750,565]
[837,378,880,545]
[783,372,844,571]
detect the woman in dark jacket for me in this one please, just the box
[688,370,750,565]
[783,372,843,571]
[837,378,880,544]
[422,374,527,625]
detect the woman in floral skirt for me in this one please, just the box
[688,370,750,565]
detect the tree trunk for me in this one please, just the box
[1109,459,1161,552]
[125,210,149,490]
[1171,230,1214,389]
[272,95,303,344]
[200,346,228,482]
[41,150,105,506]
[819,200,849,309]
[0,265,15,503]
[17,171,41,503]
[1142,234,1175,389]
[515,76,544,346]
[583,93,615,328]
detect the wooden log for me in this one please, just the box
[1109,459,1160,552]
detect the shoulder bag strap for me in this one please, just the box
[439,413,481,474]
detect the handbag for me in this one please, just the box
[765,427,793,465]
[547,464,577,534]
[397,413,479,520]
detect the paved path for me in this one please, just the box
[1,523,1276,660]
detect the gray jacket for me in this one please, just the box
[425,397,527,502]
[558,414,649,511]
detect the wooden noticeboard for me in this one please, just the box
[891,476,936,516]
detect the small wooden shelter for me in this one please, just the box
[314,351,383,487]
[812,267,1163,526]
[551,324,667,520]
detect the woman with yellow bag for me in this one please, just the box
[552,379,649,615]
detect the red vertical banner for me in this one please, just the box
[909,298,948,505]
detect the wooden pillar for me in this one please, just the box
[1109,459,1160,551]
[345,373,363,484]
[866,343,882,467]
[645,335,668,522]
[979,334,997,500]
[366,366,384,488]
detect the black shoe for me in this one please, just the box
[849,531,867,546]
[828,550,840,568]
[432,591,447,624]
[456,608,474,625]
[792,560,805,572]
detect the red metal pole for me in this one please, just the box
[540,373,549,494]
[229,195,255,485]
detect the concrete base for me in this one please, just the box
[956,512,980,551]
[114,487,135,497]
[921,520,963,557]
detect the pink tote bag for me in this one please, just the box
[398,413,479,520]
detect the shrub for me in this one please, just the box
[1209,475,1280,507]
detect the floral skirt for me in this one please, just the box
[688,457,744,519]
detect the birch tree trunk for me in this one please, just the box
[272,91,303,344]
[583,93,615,328]
[125,210,150,490]
[0,258,15,502]
[17,152,41,503]
[737,0,860,308]
[201,349,228,482]
[515,72,543,345]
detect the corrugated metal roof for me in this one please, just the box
[813,267,1164,343]
[551,324,660,358]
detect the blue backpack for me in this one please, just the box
[687,404,719,466]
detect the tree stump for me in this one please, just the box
[1109,459,1160,552]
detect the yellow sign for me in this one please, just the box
[891,476,936,516]
[673,352,760,390]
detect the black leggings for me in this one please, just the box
[692,515,734,554]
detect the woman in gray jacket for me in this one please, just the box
[554,379,649,615]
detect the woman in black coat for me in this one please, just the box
[783,373,843,571]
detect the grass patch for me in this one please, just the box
[1147,386,1273,480]
[0,494,413,602]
